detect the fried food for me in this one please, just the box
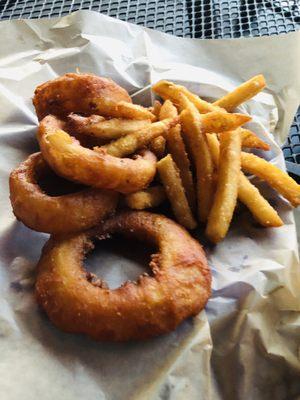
[241,152,300,206]
[33,73,132,120]
[92,98,156,121]
[152,80,218,113]
[239,129,270,150]
[206,133,283,227]
[197,110,251,133]
[157,155,197,230]
[237,173,283,227]
[37,115,157,194]
[125,186,166,209]
[206,130,242,243]
[153,79,269,150]
[100,117,177,157]
[67,114,152,141]
[180,99,215,222]
[35,211,211,341]
[149,136,166,158]
[152,100,162,118]
[153,76,266,114]
[214,75,266,111]
[9,153,118,234]
[159,100,196,211]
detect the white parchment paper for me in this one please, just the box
[0,11,300,400]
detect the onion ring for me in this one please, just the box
[36,211,211,341]
[9,153,119,234]
[37,115,157,194]
[33,73,132,120]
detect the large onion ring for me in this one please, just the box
[37,115,157,194]
[36,211,211,341]
[33,73,132,120]
[9,153,119,234]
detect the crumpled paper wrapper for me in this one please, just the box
[0,11,299,400]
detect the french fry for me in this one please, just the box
[237,174,283,227]
[241,152,300,207]
[180,100,215,222]
[149,136,166,158]
[157,155,197,230]
[206,133,283,227]
[68,114,152,140]
[159,99,178,120]
[206,130,242,243]
[217,129,270,150]
[159,100,196,210]
[99,117,178,157]
[125,186,166,209]
[166,124,196,211]
[214,75,266,111]
[92,98,156,121]
[152,100,162,118]
[152,80,217,113]
[149,100,165,157]
[177,91,250,133]
[200,111,251,133]
[239,129,270,150]
[153,76,266,114]
[206,133,221,165]
[153,79,269,150]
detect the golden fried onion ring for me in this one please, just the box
[9,153,119,234]
[37,115,157,194]
[33,73,132,120]
[36,211,211,341]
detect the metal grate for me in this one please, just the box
[0,0,299,175]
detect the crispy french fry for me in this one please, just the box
[149,136,166,158]
[159,100,196,210]
[152,80,218,113]
[68,114,152,140]
[153,80,271,152]
[167,124,196,212]
[206,133,220,165]
[206,130,242,243]
[216,129,270,150]
[152,100,162,118]
[149,101,165,157]
[99,117,177,157]
[92,98,156,121]
[213,75,266,111]
[159,99,178,120]
[180,101,215,222]
[177,92,251,133]
[200,111,251,133]
[206,133,283,227]
[153,79,270,150]
[241,152,300,206]
[237,174,283,227]
[125,186,166,209]
[153,76,266,114]
[239,129,270,150]
[157,155,197,230]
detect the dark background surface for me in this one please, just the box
[0,0,299,176]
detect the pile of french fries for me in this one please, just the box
[73,75,300,243]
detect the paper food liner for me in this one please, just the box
[0,11,299,400]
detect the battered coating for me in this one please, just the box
[36,211,211,341]
[9,153,119,234]
[37,115,157,194]
[33,73,132,120]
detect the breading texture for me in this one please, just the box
[36,211,211,341]
[33,73,132,120]
[9,152,119,234]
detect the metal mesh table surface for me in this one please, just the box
[0,0,299,176]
